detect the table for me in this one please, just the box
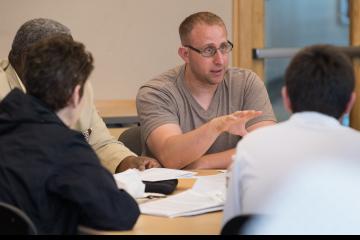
[78,170,224,235]
[95,99,139,126]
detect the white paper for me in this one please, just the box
[113,169,145,198]
[192,173,226,195]
[140,189,224,218]
[139,172,226,218]
[139,168,197,182]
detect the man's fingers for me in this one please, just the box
[232,110,262,118]
[129,158,144,170]
[146,159,161,168]
[231,111,262,122]
[135,160,146,171]
[140,158,162,169]
[117,156,161,172]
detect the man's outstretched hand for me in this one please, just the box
[210,110,263,136]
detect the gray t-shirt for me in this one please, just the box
[137,65,276,157]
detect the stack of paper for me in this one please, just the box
[140,173,227,217]
[139,168,196,182]
[140,189,223,217]
[192,173,226,195]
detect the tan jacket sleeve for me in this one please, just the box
[0,62,9,100]
[1,60,134,173]
[0,60,26,100]
[74,82,137,173]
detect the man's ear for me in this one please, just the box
[281,86,293,113]
[344,92,356,115]
[338,92,355,123]
[178,46,190,63]
[68,84,82,108]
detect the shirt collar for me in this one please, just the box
[289,112,341,128]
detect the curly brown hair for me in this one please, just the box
[22,35,94,111]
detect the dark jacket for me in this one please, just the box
[0,89,139,234]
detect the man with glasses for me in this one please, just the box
[136,12,276,169]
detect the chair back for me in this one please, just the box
[0,202,37,235]
[118,126,142,156]
[221,214,260,235]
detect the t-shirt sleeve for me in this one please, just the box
[136,84,179,142]
[47,139,140,230]
[242,71,277,127]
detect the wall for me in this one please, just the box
[0,0,232,99]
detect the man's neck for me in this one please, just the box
[56,107,74,128]
[184,65,219,111]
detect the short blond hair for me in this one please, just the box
[179,12,226,45]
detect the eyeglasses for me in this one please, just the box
[184,40,233,57]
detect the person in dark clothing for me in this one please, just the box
[0,35,140,234]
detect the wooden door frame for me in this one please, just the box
[350,0,360,130]
[233,0,360,129]
[232,0,264,80]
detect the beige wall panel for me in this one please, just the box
[0,0,232,100]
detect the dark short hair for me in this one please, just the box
[23,35,94,112]
[179,12,226,45]
[285,44,354,118]
[9,18,72,75]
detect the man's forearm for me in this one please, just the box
[183,148,235,170]
[151,111,263,169]
[155,120,222,169]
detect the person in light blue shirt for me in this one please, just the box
[244,159,360,235]
[223,44,360,227]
